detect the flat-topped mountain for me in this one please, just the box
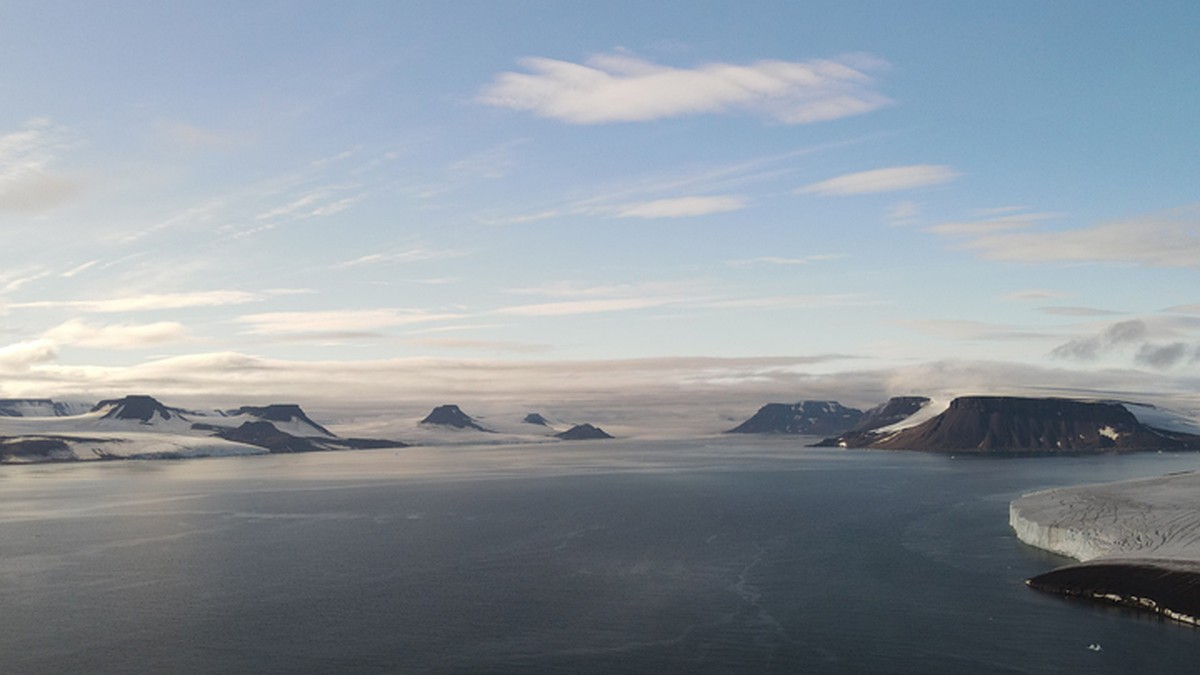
[0,398,88,417]
[824,396,1200,452]
[225,404,335,437]
[2,394,403,463]
[555,423,613,440]
[92,395,189,424]
[420,404,488,431]
[523,413,552,426]
[727,401,864,436]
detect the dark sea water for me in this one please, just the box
[3,439,1199,674]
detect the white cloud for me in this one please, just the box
[479,51,891,125]
[925,211,1057,236]
[495,297,678,317]
[43,319,188,349]
[939,205,1200,267]
[0,119,84,213]
[726,254,842,267]
[333,246,469,269]
[799,165,959,196]
[1036,306,1123,317]
[0,339,57,371]
[235,308,463,335]
[13,290,262,313]
[613,195,746,219]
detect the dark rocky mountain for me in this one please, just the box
[226,404,334,436]
[851,396,931,432]
[726,401,864,436]
[0,399,83,417]
[555,423,613,440]
[822,396,1200,453]
[523,413,552,426]
[212,421,321,453]
[92,395,188,423]
[420,404,488,431]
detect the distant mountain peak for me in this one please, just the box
[420,404,488,431]
[555,423,613,440]
[727,400,863,435]
[92,395,184,423]
[523,412,551,426]
[227,404,334,436]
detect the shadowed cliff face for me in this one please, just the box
[832,396,1200,452]
[726,401,864,436]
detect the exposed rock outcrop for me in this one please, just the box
[726,401,864,436]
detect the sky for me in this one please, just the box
[1,1,1198,415]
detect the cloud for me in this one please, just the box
[1036,306,1123,317]
[799,165,959,196]
[726,254,843,267]
[926,211,1057,236]
[1003,289,1068,302]
[13,290,262,313]
[43,319,188,349]
[613,195,746,219]
[333,246,469,269]
[404,337,553,354]
[495,297,678,317]
[937,205,1200,268]
[479,51,891,125]
[1050,319,1148,360]
[0,339,57,371]
[1135,342,1194,370]
[235,308,463,335]
[0,119,84,213]
[154,120,239,149]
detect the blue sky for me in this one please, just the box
[1,1,1198,410]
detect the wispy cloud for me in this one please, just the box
[13,290,262,313]
[496,297,678,317]
[153,119,240,149]
[0,339,57,371]
[937,205,1200,268]
[333,246,469,269]
[613,195,746,219]
[404,337,553,354]
[1003,289,1068,302]
[43,319,188,349]
[726,254,842,267]
[235,308,463,335]
[479,51,891,125]
[799,164,959,196]
[0,118,84,213]
[926,210,1057,236]
[1036,306,1123,317]
[1050,319,1148,360]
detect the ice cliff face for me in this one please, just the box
[1010,473,1200,562]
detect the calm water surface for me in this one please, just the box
[2,439,1199,673]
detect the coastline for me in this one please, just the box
[1011,471,1200,625]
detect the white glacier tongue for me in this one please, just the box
[1010,472,1200,562]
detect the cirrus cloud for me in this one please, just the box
[479,51,891,125]
[799,165,960,196]
[613,195,747,219]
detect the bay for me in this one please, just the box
[2,439,1198,673]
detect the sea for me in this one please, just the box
[2,438,1199,674]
